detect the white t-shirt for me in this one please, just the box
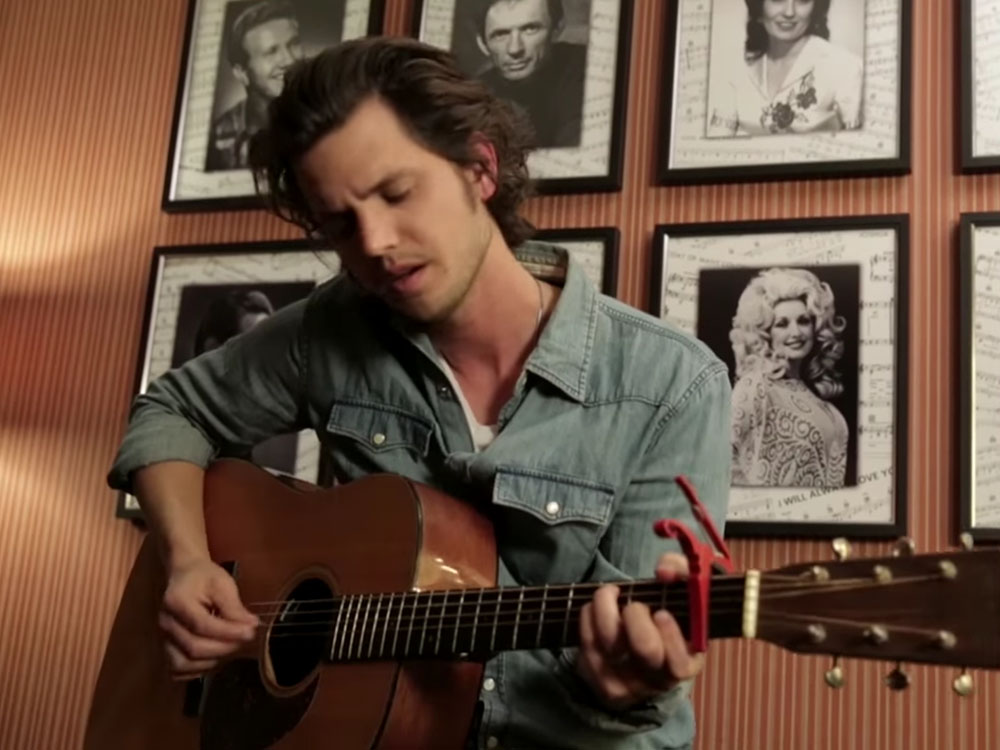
[434,352,498,452]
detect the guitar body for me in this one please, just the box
[85,460,497,749]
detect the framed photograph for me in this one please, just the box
[162,0,385,212]
[658,0,912,184]
[650,215,909,537]
[961,0,1000,171]
[531,226,620,295]
[959,213,1000,541]
[413,0,633,194]
[116,240,341,519]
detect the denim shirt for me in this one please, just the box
[108,243,732,750]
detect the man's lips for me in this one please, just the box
[378,264,427,295]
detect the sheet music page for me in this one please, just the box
[973,227,1000,527]
[171,0,373,202]
[669,0,901,169]
[142,250,340,482]
[658,229,898,524]
[559,240,607,289]
[419,0,622,180]
[973,0,1000,157]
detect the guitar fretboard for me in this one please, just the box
[319,579,746,662]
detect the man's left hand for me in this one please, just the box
[576,553,704,710]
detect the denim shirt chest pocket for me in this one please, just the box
[492,467,615,585]
[325,399,435,478]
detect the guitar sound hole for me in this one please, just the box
[267,578,334,688]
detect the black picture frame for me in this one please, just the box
[960,0,1000,172]
[657,0,912,185]
[649,214,910,538]
[532,226,620,296]
[161,0,385,213]
[412,0,633,195]
[959,213,1000,542]
[115,239,341,519]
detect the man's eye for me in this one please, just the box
[384,190,409,204]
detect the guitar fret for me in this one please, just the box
[562,584,574,645]
[357,595,373,659]
[330,595,347,661]
[511,589,524,650]
[338,596,355,660]
[471,588,484,654]
[490,588,503,651]
[392,591,406,658]
[535,584,548,648]
[452,590,465,655]
[379,593,393,658]
[405,592,417,658]
[435,591,448,655]
[420,592,433,657]
[368,593,383,658]
[347,595,364,659]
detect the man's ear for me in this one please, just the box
[468,137,499,201]
[476,34,490,59]
[232,63,250,89]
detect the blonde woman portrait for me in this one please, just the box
[697,266,860,488]
[705,0,865,137]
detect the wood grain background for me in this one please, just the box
[1,1,996,747]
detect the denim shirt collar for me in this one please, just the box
[516,241,595,403]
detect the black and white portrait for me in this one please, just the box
[650,217,908,536]
[705,0,866,138]
[206,0,347,171]
[449,0,591,149]
[164,0,383,209]
[658,0,909,183]
[416,0,632,192]
[171,281,316,475]
[697,265,860,489]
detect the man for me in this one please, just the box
[109,38,731,749]
[474,0,588,149]
[205,0,303,171]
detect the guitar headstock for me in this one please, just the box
[754,547,1000,671]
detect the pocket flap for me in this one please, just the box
[326,400,434,455]
[493,468,614,526]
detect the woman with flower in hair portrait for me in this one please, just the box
[706,0,864,137]
[728,267,849,487]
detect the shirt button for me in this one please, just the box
[482,677,496,692]
[437,385,450,397]
[372,432,386,446]
[486,738,499,749]
[545,501,560,517]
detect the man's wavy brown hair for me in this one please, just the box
[249,36,537,248]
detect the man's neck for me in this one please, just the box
[428,241,556,424]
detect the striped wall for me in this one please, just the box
[0,1,995,747]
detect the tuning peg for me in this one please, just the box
[892,537,915,557]
[953,669,974,697]
[959,533,974,551]
[885,663,910,691]
[824,657,845,689]
[831,537,851,561]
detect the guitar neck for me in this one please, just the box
[324,576,749,662]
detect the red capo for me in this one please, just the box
[652,475,734,653]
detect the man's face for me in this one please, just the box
[236,17,303,99]
[479,0,554,81]
[295,98,494,324]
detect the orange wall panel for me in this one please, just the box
[1,1,996,748]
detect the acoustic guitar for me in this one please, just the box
[85,459,1000,749]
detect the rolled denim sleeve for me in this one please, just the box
[107,300,309,493]
[564,363,733,733]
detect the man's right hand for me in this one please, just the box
[158,558,259,680]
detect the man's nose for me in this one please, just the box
[356,207,398,258]
[507,30,525,55]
